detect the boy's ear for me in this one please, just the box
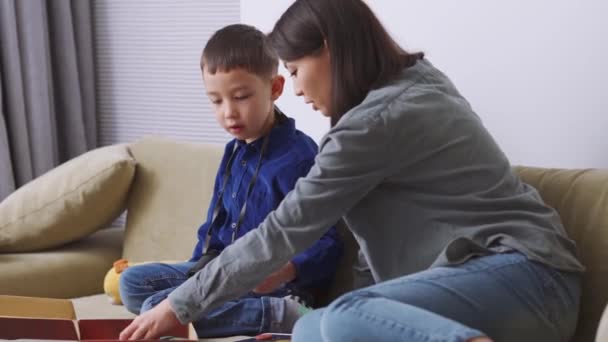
[270,75,285,101]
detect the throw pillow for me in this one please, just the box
[0,144,136,252]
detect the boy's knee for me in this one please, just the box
[118,266,143,292]
[118,265,150,314]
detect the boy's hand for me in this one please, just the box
[253,261,296,294]
[119,299,183,340]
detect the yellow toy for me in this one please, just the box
[103,259,132,305]
[103,259,180,305]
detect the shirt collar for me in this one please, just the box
[235,108,295,153]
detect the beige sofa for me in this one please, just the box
[1,136,607,342]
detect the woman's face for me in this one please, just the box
[284,47,332,117]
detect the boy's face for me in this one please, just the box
[203,67,284,143]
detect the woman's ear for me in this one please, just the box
[270,74,285,101]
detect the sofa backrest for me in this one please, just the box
[123,136,223,262]
[515,166,608,342]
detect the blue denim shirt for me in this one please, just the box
[190,115,343,290]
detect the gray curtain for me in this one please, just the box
[0,0,97,201]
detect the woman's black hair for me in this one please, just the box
[269,0,423,126]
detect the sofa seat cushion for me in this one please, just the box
[0,228,123,298]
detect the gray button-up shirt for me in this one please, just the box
[169,59,584,323]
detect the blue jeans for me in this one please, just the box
[294,252,581,342]
[119,261,305,338]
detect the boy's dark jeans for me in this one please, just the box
[119,261,312,337]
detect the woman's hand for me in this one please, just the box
[253,261,297,294]
[119,299,183,340]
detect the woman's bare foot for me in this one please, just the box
[468,338,493,342]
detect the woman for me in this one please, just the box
[120,1,583,341]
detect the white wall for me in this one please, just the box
[242,0,608,168]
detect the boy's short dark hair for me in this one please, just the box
[202,24,278,79]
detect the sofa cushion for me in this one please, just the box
[0,145,135,252]
[0,228,123,298]
[123,137,224,262]
[515,166,608,342]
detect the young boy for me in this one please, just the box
[119,24,343,337]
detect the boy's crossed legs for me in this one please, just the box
[120,262,311,337]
